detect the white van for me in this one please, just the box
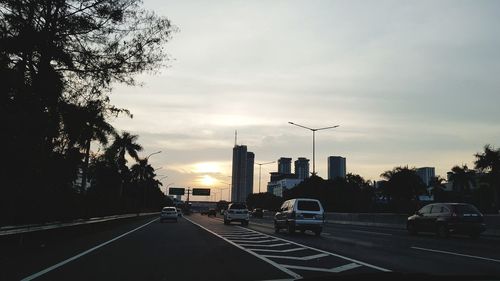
[274,198,325,235]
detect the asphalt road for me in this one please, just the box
[2,213,500,280]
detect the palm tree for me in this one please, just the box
[106,132,143,197]
[429,176,446,202]
[475,144,500,209]
[61,101,115,193]
[106,131,143,168]
[131,159,156,182]
[449,165,476,202]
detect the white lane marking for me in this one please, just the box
[262,253,329,261]
[222,234,266,239]
[238,242,291,247]
[249,248,307,253]
[230,238,280,243]
[411,247,500,263]
[21,218,158,281]
[235,226,391,272]
[184,216,301,279]
[282,263,362,273]
[351,230,392,236]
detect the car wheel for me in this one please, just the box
[437,224,449,238]
[242,220,249,226]
[274,223,280,233]
[224,219,230,225]
[175,219,178,223]
[314,230,321,236]
[407,222,418,235]
[287,224,295,235]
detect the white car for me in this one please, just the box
[160,207,178,222]
[224,203,249,226]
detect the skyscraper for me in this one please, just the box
[246,152,255,196]
[328,156,346,180]
[231,145,255,202]
[417,167,435,187]
[294,157,310,179]
[278,157,292,174]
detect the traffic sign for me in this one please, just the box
[168,187,185,195]
[192,188,210,196]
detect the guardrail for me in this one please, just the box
[0,212,159,236]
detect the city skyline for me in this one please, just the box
[106,0,500,197]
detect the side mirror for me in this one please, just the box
[415,211,423,216]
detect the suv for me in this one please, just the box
[224,203,249,226]
[407,203,486,238]
[274,198,325,236]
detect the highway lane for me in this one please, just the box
[243,215,500,276]
[3,213,500,281]
[15,215,289,281]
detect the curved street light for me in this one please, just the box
[288,122,339,176]
[255,161,275,193]
[146,150,162,160]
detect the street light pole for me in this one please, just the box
[288,122,339,176]
[146,150,162,161]
[255,161,275,193]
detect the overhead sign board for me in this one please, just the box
[192,188,210,196]
[168,187,185,195]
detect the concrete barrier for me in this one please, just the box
[0,212,159,236]
[324,212,500,237]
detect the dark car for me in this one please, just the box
[207,208,217,217]
[251,208,264,218]
[407,203,486,238]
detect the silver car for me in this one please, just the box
[274,198,325,235]
[160,207,178,222]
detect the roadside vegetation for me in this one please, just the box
[0,0,176,226]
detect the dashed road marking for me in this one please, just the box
[282,262,362,273]
[186,214,391,278]
[261,253,329,261]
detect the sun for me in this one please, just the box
[200,175,217,186]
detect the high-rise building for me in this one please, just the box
[278,157,292,174]
[328,156,346,180]
[294,157,310,179]
[246,152,255,196]
[231,145,255,202]
[417,167,435,187]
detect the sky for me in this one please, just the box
[108,0,500,201]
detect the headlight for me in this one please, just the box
[314,214,323,220]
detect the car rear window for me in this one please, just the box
[230,203,247,210]
[163,207,176,212]
[297,200,320,211]
[453,204,480,214]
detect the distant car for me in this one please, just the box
[251,208,264,218]
[208,208,217,217]
[407,203,486,238]
[274,198,324,236]
[224,203,249,226]
[176,208,182,217]
[160,207,178,222]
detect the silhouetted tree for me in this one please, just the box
[0,0,175,225]
[449,165,476,202]
[474,145,500,211]
[380,166,427,213]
